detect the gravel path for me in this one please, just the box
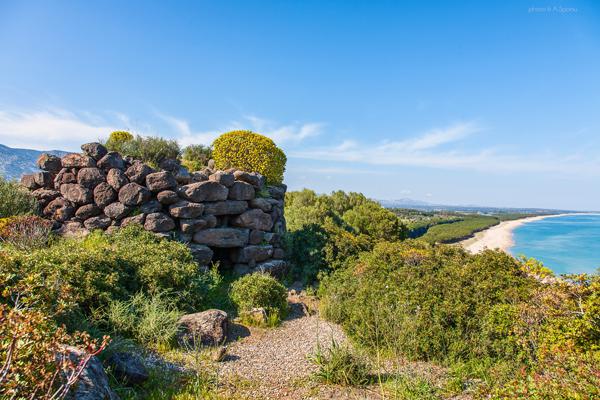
[214,296,380,399]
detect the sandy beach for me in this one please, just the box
[461,214,573,254]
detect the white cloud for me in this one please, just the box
[156,113,324,148]
[290,122,600,176]
[0,109,117,151]
[156,113,220,147]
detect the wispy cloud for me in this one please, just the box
[157,113,324,147]
[0,109,119,151]
[156,113,220,147]
[291,121,600,176]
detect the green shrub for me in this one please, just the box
[212,130,286,184]
[104,292,182,348]
[181,144,212,172]
[284,189,408,282]
[310,340,371,386]
[320,242,536,363]
[0,225,213,323]
[0,176,38,218]
[342,202,407,242]
[105,134,180,168]
[0,215,53,250]
[104,130,134,154]
[230,273,288,319]
[0,304,109,399]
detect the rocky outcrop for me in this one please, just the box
[23,142,287,274]
[106,352,149,386]
[177,309,229,346]
[60,346,120,400]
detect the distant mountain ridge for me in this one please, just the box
[0,144,68,181]
[378,197,577,215]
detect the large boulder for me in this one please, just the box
[255,259,288,277]
[103,202,131,220]
[208,171,235,187]
[118,183,151,206]
[77,168,105,189]
[157,190,179,205]
[168,200,204,219]
[232,209,273,231]
[231,245,274,264]
[36,153,62,172]
[174,166,192,185]
[125,163,154,185]
[75,204,102,220]
[267,185,287,200]
[121,213,146,227]
[60,184,93,206]
[203,200,248,216]
[62,153,96,168]
[83,215,111,230]
[20,174,39,190]
[144,212,175,232]
[59,346,120,400]
[249,198,272,212]
[106,168,128,191]
[180,218,208,234]
[57,221,90,238]
[44,198,75,222]
[188,243,214,265]
[180,181,228,202]
[233,171,265,188]
[139,199,163,214]
[97,152,124,170]
[81,142,108,160]
[228,181,255,201]
[146,171,177,192]
[33,171,53,188]
[107,352,148,386]
[177,309,228,347]
[93,182,117,209]
[193,228,249,247]
[54,168,77,187]
[31,188,61,206]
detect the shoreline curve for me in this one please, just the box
[460,213,581,254]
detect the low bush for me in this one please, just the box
[104,130,134,154]
[103,292,182,348]
[0,225,214,323]
[0,215,53,250]
[320,242,536,363]
[284,189,408,282]
[310,340,371,386]
[0,176,38,218]
[105,133,180,168]
[0,304,109,399]
[181,144,212,172]
[212,130,286,184]
[230,273,288,320]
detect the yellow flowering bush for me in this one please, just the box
[212,130,286,184]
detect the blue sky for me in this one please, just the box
[1,1,599,210]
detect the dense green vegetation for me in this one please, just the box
[2,130,597,399]
[392,208,534,244]
[284,189,407,282]
[0,175,38,218]
[420,215,499,243]
[104,130,212,171]
[284,192,600,398]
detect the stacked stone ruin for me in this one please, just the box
[21,142,287,276]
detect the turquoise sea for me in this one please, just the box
[510,214,600,275]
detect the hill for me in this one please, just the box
[0,144,67,180]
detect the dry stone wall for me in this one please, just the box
[22,142,287,276]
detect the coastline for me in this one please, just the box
[460,213,574,254]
